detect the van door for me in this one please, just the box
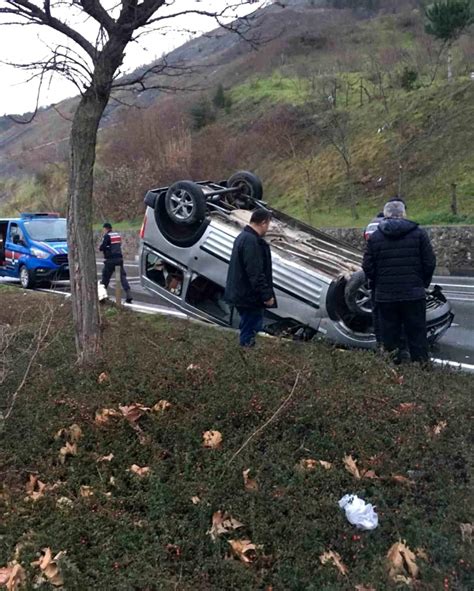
[4,222,29,277]
[0,220,9,274]
[142,248,190,310]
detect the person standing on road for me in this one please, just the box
[225,209,276,347]
[99,223,133,304]
[362,200,436,363]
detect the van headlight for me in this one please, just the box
[31,248,50,259]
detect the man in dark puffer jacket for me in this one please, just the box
[362,200,436,363]
[225,209,276,346]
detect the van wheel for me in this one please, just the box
[227,171,263,204]
[164,181,206,225]
[345,270,372,318]
[20,265,36,289]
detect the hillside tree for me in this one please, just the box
[425,0,474,82]
[0,0,267,365]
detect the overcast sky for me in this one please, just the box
[0,0,268,116]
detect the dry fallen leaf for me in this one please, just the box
[297,459,318,472]
[0,563,26,590]
[362,469,379,480]
[203,430,223,449]
[152,400,172,414]
[386,540,418,584]
[355,585,376,591]
[79,485,94,498]
[25,475,47,502]
[94,408,121,426]
[97,372,109,384]
[96,453,114,463]
[187,363,200,371]
[460,523,473,544]
[426,420,448,438]
[318,460,333,470]
[415,548,429,561]
[32,548,66,587]
[243,468,259,492]
[228,539,261,564]
[54,423,82,443]
[129,464,151,478]
[119,403,150,424]
[319,550,348,576]
[58,442,77,464]
[343,455,361,479]
[191,496,201,505]
[207,510,244,541]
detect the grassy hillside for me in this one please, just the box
[1,289,473,589]
[0,2,473,226]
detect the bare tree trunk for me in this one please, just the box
[67,90,108,365]
[447,45,453,83]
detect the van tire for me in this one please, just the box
[227,171,263,203]
[19,265,36,289]
[164,181,206,226]
[344,270,372,318]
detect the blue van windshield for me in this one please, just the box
[23,219,67,242]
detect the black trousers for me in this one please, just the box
[378,299,428,363]
[101,259,131,295]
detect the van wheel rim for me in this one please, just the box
[20,267,29,287]
[169,190,195,221]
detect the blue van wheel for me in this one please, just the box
[20,265,36,289]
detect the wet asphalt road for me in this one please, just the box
[2,261,473,366]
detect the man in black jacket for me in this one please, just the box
[99,223,132,304]
[362,200,436,363]
[225,209,276,346]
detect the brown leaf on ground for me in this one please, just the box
[362,469,379,480]
[58,442,77,464]
[129,464,151,478]
[319,550,348,576]
[207,511,244,541]
[191,496,201,505]
[392,402,418,415]
[54,423,82,443]
[343,455,361,479]
[79,486,94,498]
[25,475,47,502]
[152,400,172,414]
[203,430,223,449]
[318,460,333,470]
[32,548,66,587]
[119,403,150,424]
[0,563,26,590]
[391,474,415,486]
[426,420,448,438]
[389,369,404,385]
[96,453,114,463]
[297,459,318,472]
[355,585,376,591]
[94,408,121,426]
[97,372,109,384]
[187,363,201,371]
[228,539,261,564]
[243,468,259,492]
[386,540,418,584]
[460,523,473,544]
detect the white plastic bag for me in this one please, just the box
[98,281,108,301]
[338,494,379,530]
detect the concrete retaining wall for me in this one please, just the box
[100,225,474,275]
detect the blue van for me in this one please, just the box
[0,212,69,288]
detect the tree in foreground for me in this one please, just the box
[425,0,474,82]
[0,0,266,364]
